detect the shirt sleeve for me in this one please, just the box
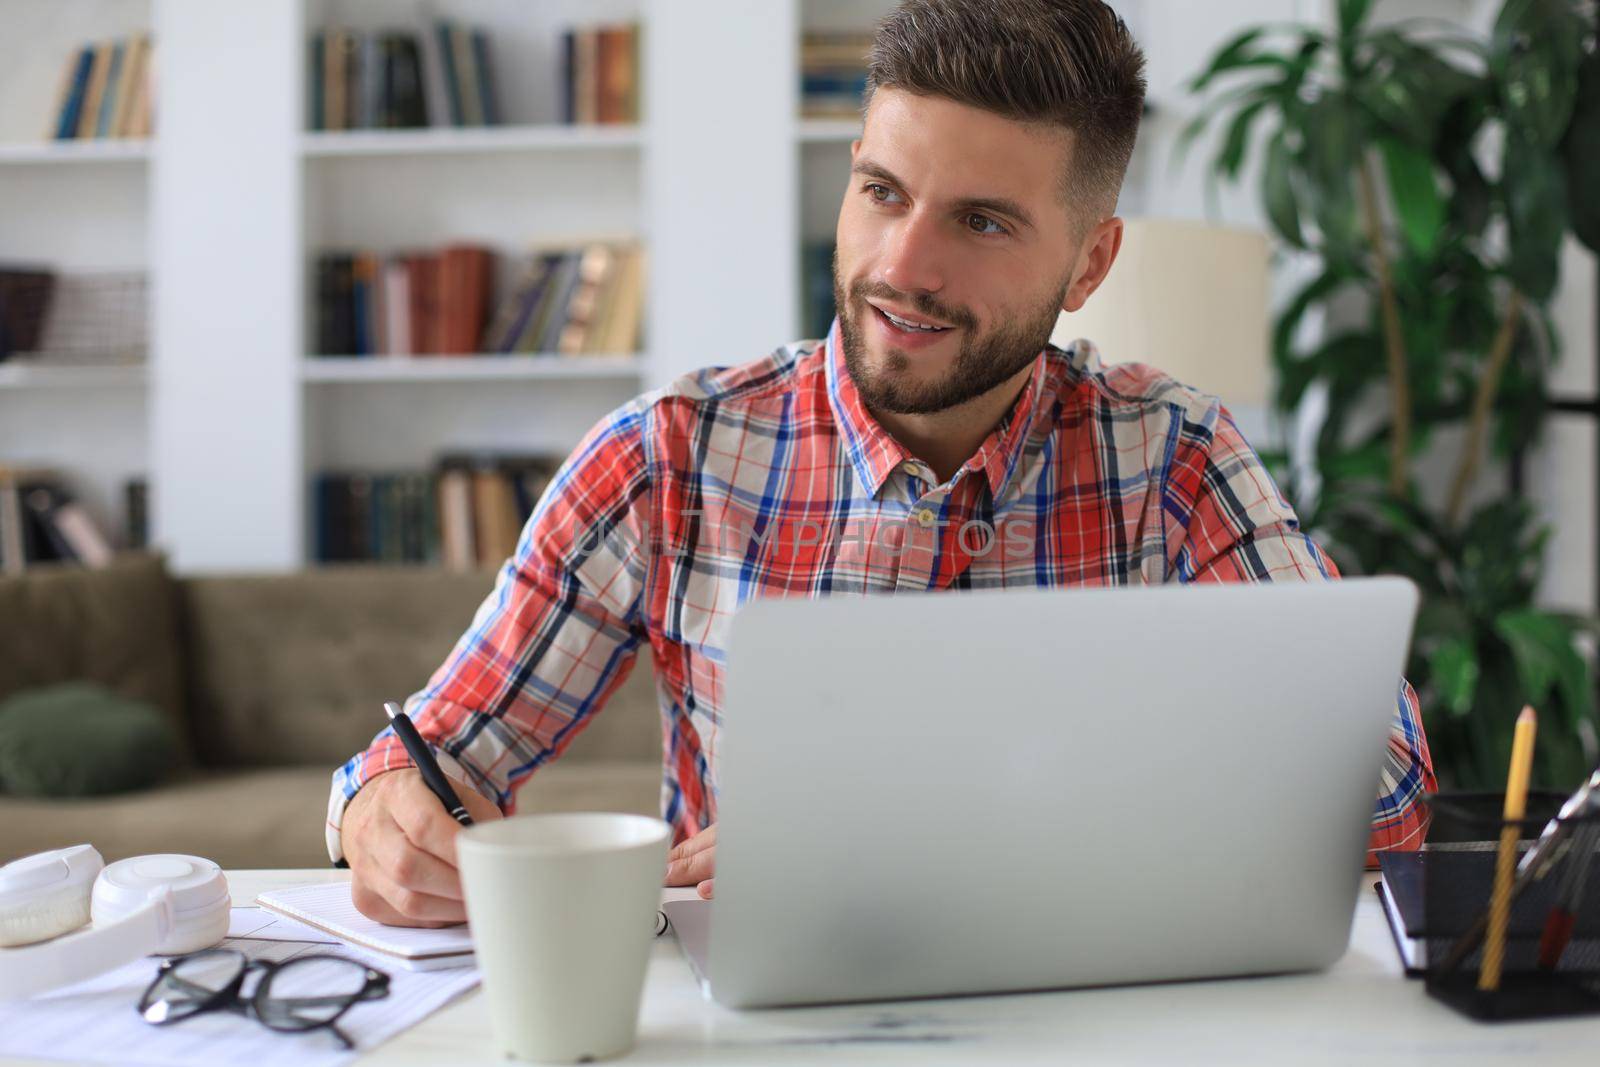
[1165,401,1437,867]
[325,400,656,864]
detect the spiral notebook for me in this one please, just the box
[256,882,671,972]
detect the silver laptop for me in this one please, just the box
[663,577,1419,1009]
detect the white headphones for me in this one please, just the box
[0,845,230,1000]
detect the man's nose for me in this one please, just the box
[879,211,948,296]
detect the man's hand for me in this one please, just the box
[665,823,716,899]
[341,768,503,927]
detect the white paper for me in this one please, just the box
[0,910,480,1067]
[254,884,473,962]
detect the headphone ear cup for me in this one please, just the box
[0,889,92,948]
[0,845,102,948]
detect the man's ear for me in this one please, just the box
[1061,217,1124,314]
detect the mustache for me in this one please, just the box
[849,280,975,331]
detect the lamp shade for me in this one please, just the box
[1051,217,1270,407]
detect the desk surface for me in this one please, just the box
[9,868,1600,1066]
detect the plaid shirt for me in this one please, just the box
[328,322,1436,865]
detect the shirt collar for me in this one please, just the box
[823,317,1051,503]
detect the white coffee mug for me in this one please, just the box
[457,812,671,1064]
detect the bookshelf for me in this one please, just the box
[295,0,648,568]
[0,139,152,165]
[0,0,154,551]
[300,355,645,383]
[0,363,146,390]
[300,123,642,158]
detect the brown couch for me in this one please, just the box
[0,554,662,868]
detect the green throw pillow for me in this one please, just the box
[0,682,179,797]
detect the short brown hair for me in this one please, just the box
[864,0,1147,215]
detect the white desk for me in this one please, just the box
[9,869,1600,1066]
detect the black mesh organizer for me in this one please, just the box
[1421,792,1600,1021]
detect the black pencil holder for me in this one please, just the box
[1422,792,1600,1021]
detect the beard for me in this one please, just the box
[833,251,1068,417]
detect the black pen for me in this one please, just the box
[384,701,473,826]
[384,702,671,938]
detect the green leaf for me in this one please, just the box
[1431,636,1481,718]
[1503,136,1569,301]
[1562,45,1600,253]
[1491,0,1586,149]
[1321,438,1390,482]
[1216,98,1271,179]
[1494,609,1594,733]
[1439,132,1493,236]
[1357,33,1481,144]
[1171,80,1280,175]
[1262,130,1304,247]
[1190,28,1269,92]
[1338,0,1374,39]
[1378,139,1445,257]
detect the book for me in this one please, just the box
[78,41,114,139]
[484,253,557,353]
[557,244,616,354]
[575,29,598,125]
[55,47,95,140]
[434,21,463,127]
[325,27,350,132]
[470,462,522,565]
[437,244,494,353]
[597,26,630,124]
[470,29,498,126]
[254,883,668,971]
[450,23,481,126]
[113,36,150,138]
[382,257,411,356]
[594,245,645,355]
[436,464,475,571]
[392,34,428,128]
[361,32,383,130]
[308,32,325,129]
[0,468,42,574]
[417,21,452,128]
[94,41,125,138]
[1376,848,1600,974]
[124,477,148,551]
[559,31,576,124]
[256,883,474,971]
[128,39,155,137]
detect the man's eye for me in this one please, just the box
[865,183,901,204]
[966,213,1006,236]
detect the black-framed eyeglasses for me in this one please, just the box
[137,948,390,1049]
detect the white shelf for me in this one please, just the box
[797,118,860,143]
[0,363,146,389]
[301,355,647,383]
[300,125,643,159]
[0,139,152,166]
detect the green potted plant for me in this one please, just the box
[1181,0,1600,789]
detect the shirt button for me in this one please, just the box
[916,508,936,528]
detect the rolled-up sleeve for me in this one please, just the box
[326,399,655,864]
[1167,402,1437,865]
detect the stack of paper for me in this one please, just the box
[0,907,479,1067]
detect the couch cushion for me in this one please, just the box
[0,761,664,869]
[0,552,189,762]
[0,681,180,797]
[180,565,663,770]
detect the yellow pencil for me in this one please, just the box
[1478,705,1538,991]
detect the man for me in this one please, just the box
[331,0,1435,927]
